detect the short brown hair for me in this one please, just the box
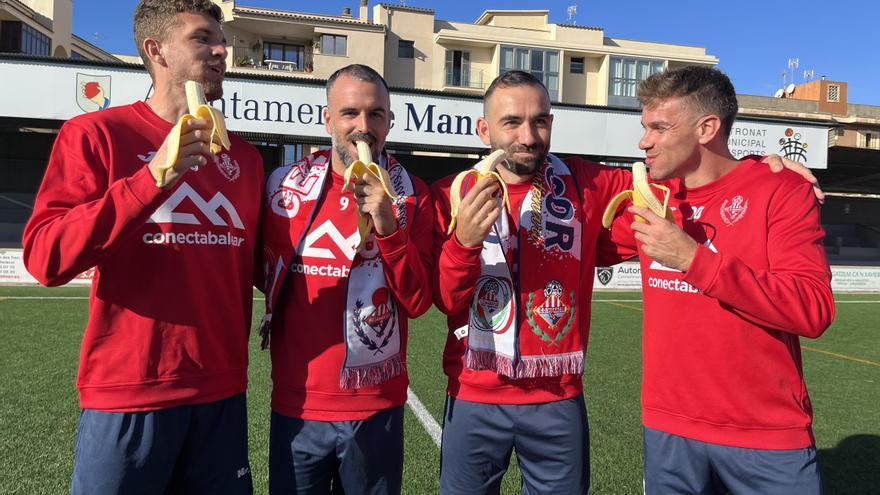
[483,70,549,115]
[637,66,738,137]
[326,64,389,99]
[133,0,223,75]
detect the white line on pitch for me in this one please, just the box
[0,194,33,209]
[407,387,442,448]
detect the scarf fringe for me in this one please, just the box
[515,352,583,378]
[465,349,515,378]
[339,354,403,390]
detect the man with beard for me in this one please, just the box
[22,1,263,493]
[431,69,630,494]
[260,64,434,494]
[430,70,817,494]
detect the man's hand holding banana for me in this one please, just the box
[147,118,213,189]
[343,141,399,244]
[347,168,398,238]
[629,205,698,272]
[453,177,504,248]
[148,80,231,189]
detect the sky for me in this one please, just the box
[73,0,880,105]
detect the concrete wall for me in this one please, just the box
[562,52,587,104]
[312,26,384,80]
[375,6,433,89]
[482,11,548,30]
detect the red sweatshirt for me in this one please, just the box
[22,101,264,412]
[431,157,631,404]
[270,164,434,421]
[603,158,834,449]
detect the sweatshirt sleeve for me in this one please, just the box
[593,165,639,266]
[431,176,484,315]
[376,176,435,319]
[683,180,835,338]
[22,120,166,287]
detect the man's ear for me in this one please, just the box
[323,107,332,135]
[142,37,165,69]
[476,117,491,146]
[697,114,722,145]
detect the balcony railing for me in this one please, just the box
[445,68,486,89]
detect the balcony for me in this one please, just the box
[444,68,487,90]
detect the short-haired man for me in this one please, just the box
[603,66,834,494]
[261,64,434,494]
[22,1,263,493]
[431,70,634,494]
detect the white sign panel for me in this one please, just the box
[0,249,92,285]
[591,262,880,293]
[0,57,828,167]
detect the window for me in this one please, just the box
[320,34,347,56]
[263,42,305,70]
[608,57,664,107]
[863,132,879,150]
[446,49,478,88]
[0,21,50,56]
[398,40,414,59]
[570,57,584,74]
[500,46,560,101]
[827,84,840,103]
[70,50,88,60]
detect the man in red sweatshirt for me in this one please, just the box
[260,64,434,493]
[432,70,636,494]
[603,66,834,494]
[22,1,263,493]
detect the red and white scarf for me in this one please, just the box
[260,150,416,389]
[458,155,584,379]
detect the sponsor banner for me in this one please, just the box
[830,266,880,292]
[593,263,643,291]
[0,57,828,168]
[2,248,879,292]
[0,249,92,285]
[591,262,880,293]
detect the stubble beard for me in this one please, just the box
[332,128,378,167]
[492,140,547,177]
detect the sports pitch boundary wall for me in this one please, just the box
[2,249,877,292]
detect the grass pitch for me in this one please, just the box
[1,287,877,494]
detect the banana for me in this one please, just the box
[155,80,231,187]
[601,161,672,228]
[342,141,399,248]
[447,149,508,235]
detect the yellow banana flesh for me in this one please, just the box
[601,161,672,228]
[447,149,508,235]
[156,80,232,187]
[342,141,399,247]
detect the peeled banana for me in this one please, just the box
[342,141,399,248]
[155,80,231,187]
[601,161,672,228]
[447,149,508,235]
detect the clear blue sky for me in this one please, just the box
[74,0,880,105]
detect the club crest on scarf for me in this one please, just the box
[527,280,576,347]
[352,287,397,355]
[471,276,514,334]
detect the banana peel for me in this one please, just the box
[342,141,399,248]
[155,80,231,187]
[447,149,508,235]
[601,161,672,228]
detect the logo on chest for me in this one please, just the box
[720,195,748,226]
[215,153,241,182]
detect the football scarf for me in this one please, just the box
[459,154,584,379]
[261,150,416,389]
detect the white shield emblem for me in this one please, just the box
[76,73,112,113]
